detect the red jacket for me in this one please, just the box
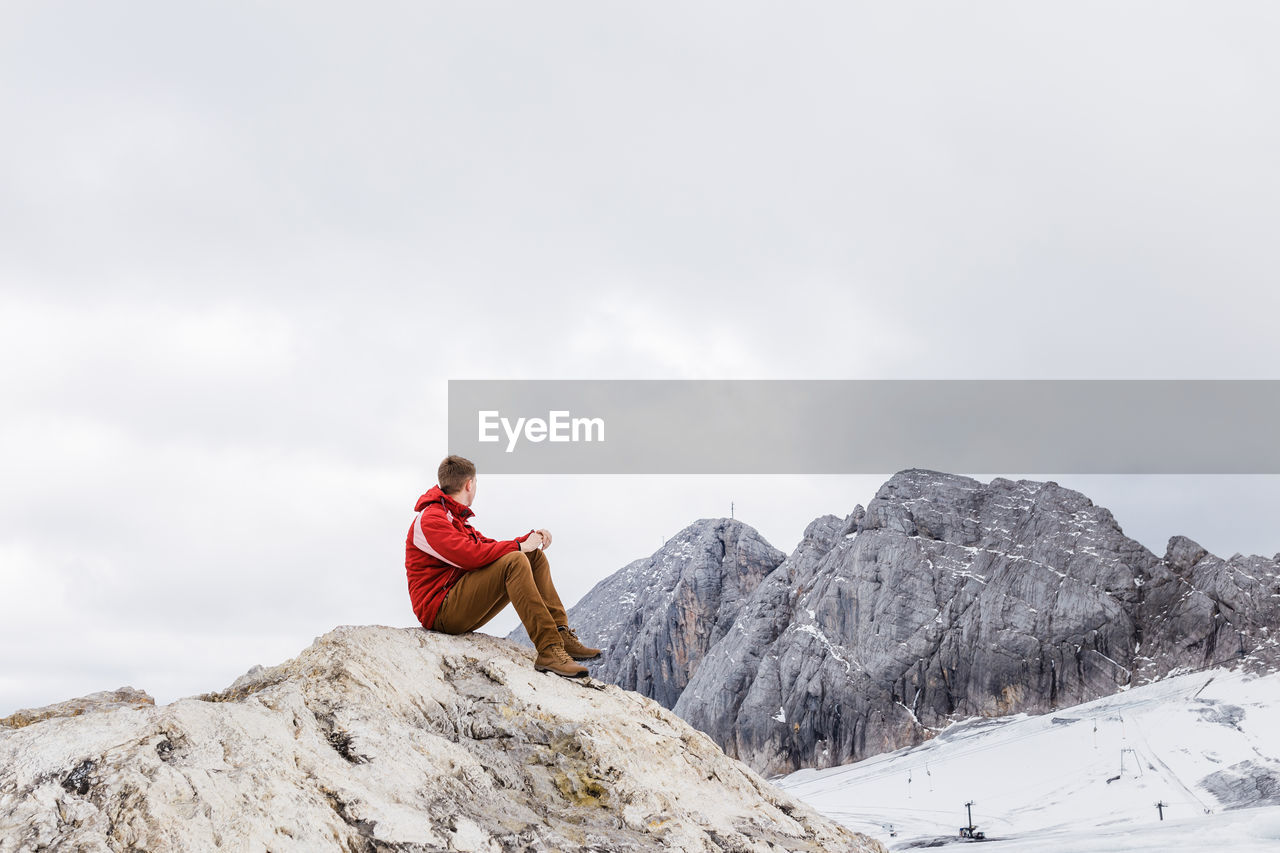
[405,485,534,630]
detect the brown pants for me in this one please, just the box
[432,549,567,653]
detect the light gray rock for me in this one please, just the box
[0,626,884,853]
[508,518,786,710]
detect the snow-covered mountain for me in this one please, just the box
[773,666,1280,851]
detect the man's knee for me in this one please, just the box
[497,550,531,576]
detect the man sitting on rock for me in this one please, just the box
[405,454,601,679]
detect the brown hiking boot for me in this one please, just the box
[558,626,602,661]
[534,643,589,678]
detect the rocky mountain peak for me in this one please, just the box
[801,511,861,550]
[664,470,1280,777]
[1163,534,1212,575]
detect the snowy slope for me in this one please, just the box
[773,667,1280,851]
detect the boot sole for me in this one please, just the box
[535,665,589,678]
[567,652,601,661]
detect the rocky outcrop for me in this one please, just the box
[1135,535,1280,680]
[508,518,786,710]
[0,626,884,853]
[1200,760,1280,809]
[0,688,155,730]
[671,469,1280,777]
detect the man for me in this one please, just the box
[405,455,602,679]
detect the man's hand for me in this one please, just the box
[519,531,545,553]
[536,528,552,550]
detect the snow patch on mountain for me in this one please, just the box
[775,667,1280,851]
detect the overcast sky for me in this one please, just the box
[3,2,1279,714]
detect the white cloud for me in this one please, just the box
[0,296,296,400]
[2,2,1279,714]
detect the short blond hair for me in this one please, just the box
[437,455,476,495]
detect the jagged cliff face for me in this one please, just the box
[674,470,1163,777]
[576,469,1280,780]
[508,518,786,710]
[0,626,884,853]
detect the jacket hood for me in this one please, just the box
[414,484,474,518]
